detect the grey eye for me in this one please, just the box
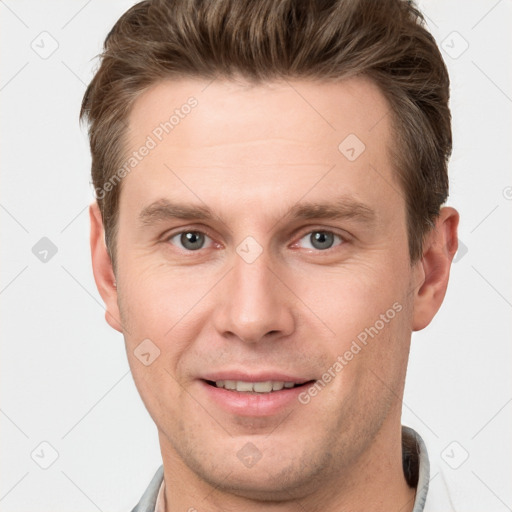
[310,231,334,250]
[181,232,204,250]
[170,231,210,251]
[299,231,342,250]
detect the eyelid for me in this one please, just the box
[289,225,351,247]
[297,231,343,251]
[162,225,220,250]
[161,223,215,240]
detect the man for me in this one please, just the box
[81,0,459,510]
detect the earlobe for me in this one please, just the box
[412,207,460,331]
[89,202,123,333]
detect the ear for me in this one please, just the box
[412,206,460,331]
[89,202,123,332]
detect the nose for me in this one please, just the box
[212,250,296,344]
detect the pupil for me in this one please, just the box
[181,232,204,250]
[311,231,334,250]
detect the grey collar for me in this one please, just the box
[403,426,430,512]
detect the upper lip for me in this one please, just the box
[200,371,313,384]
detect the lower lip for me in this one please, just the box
[199,380,312,417]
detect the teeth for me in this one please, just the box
[236,381,254,392]
[213,380,300,393]
[253,381,273,393]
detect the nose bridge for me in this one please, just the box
[214,248,295,343]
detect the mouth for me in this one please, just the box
[199,373,316,416]
[203,379,314,393]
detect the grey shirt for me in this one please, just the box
[131,426,431,512]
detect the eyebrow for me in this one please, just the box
[138,196,376,227]
[287,198,376,224]
[139,199,212,225]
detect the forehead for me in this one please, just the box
[127,76,392,152]
[121,76,402,225]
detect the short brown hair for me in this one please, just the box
[80,0,451,265]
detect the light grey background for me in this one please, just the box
[1,1,511,510]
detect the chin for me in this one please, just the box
[203,468,311,502]
[185,441,328,502]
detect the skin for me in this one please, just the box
[90,76,459,511]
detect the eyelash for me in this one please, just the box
[164,228,217,252]
[293,230,344,251]
[163,227,347,253]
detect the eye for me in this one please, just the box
[168,231,213,251]
[297,230,343,251]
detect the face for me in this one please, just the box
[95,77,433,499]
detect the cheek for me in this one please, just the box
[117,258,213,339]
[313,303,410,431]
[115,272,182,402]
[116,266,199,421]
[290,257,408,340]
[290,256,413,405]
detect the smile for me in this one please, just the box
[207,380,306,393]
[199,372,316,416]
